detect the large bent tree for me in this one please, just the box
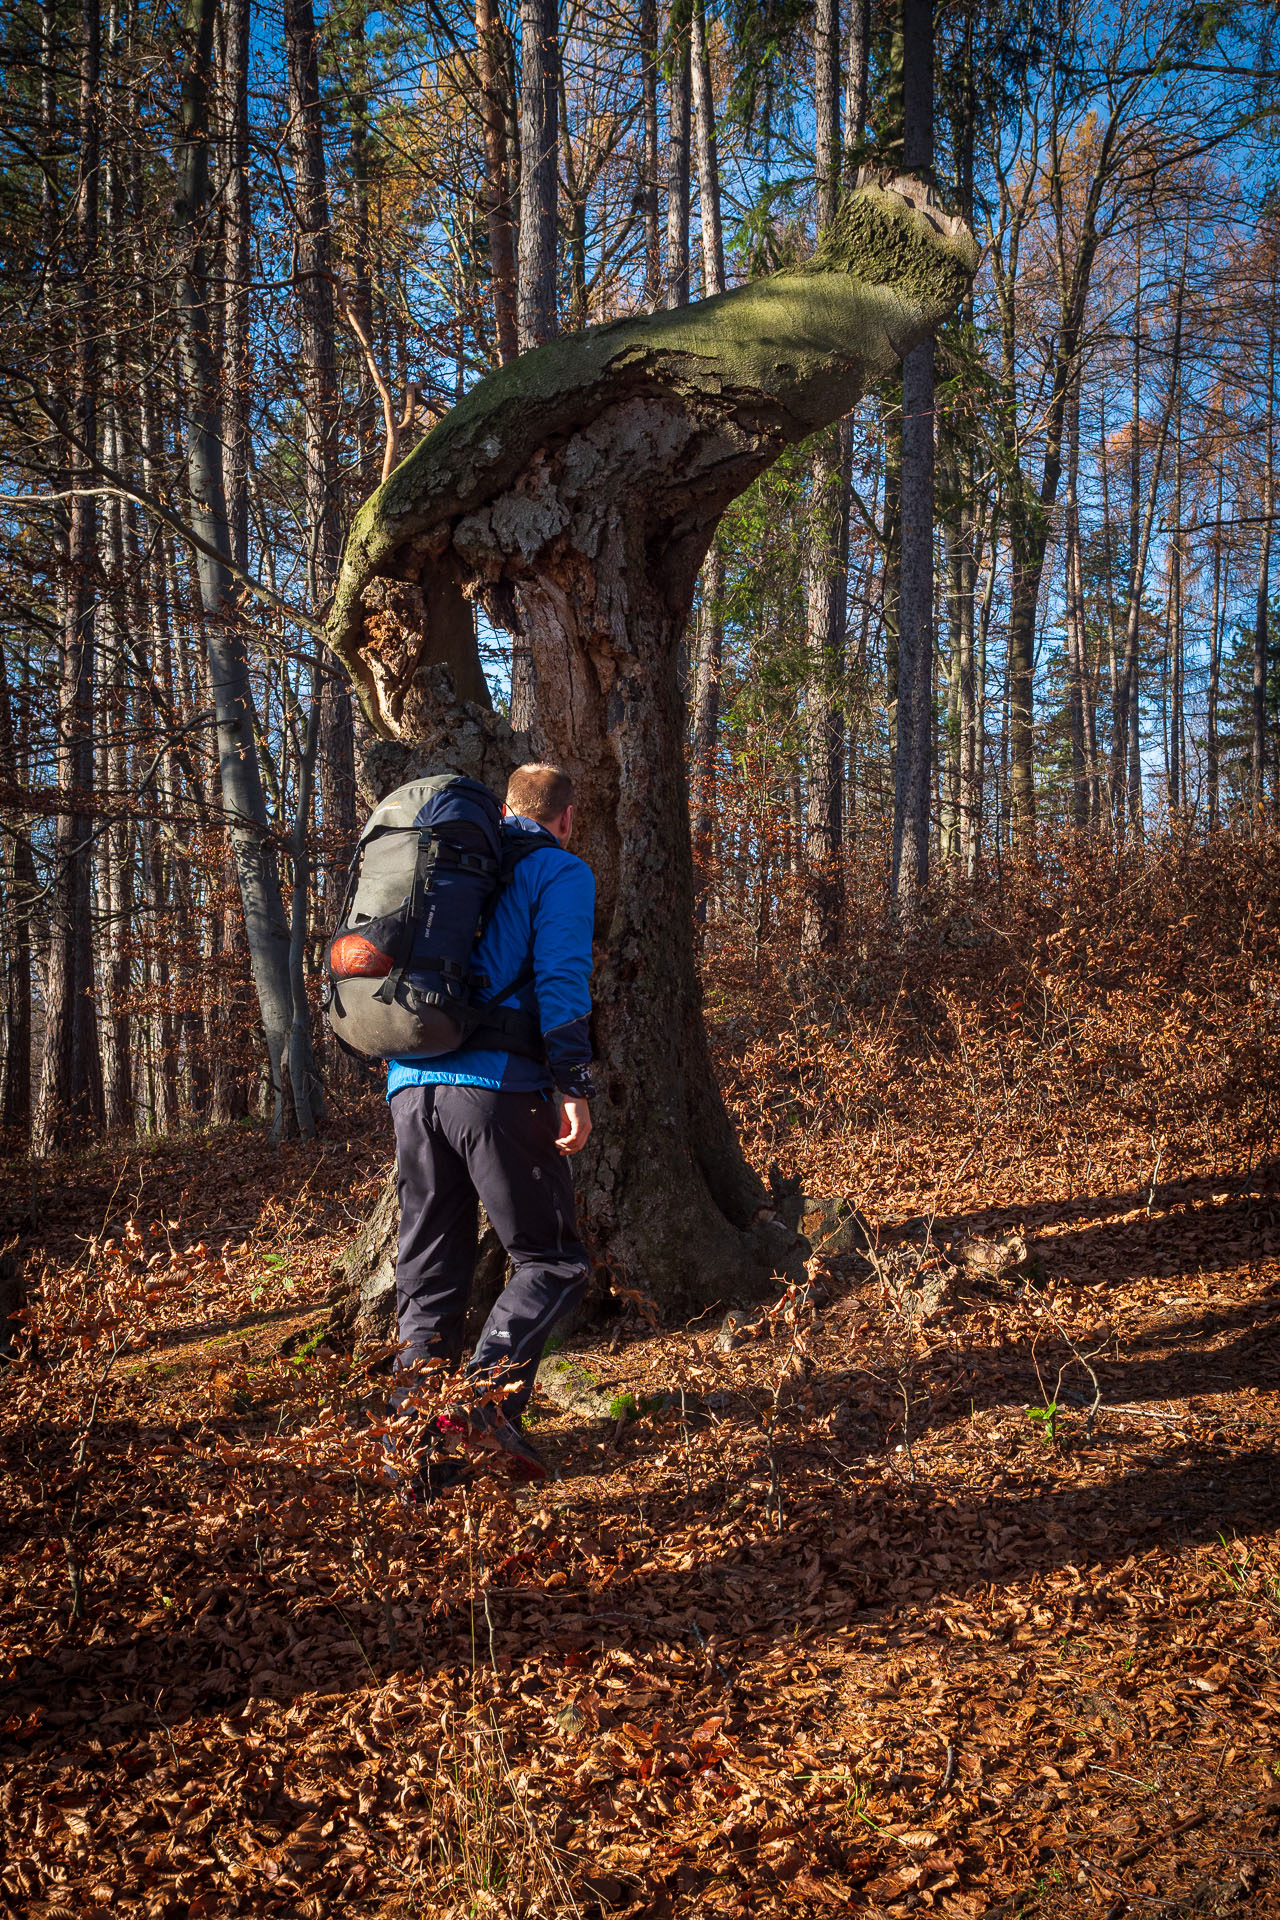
[327,175,976,1317]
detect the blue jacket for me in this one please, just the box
[387,813,595,1100]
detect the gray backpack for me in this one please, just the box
[323,772,554,1061]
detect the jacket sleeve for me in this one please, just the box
[529,854,596,1098]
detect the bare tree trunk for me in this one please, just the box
[665,0,691,309]
[0,644,34,1136]
[36,0,104,1155]
[802,0,844,951]
[1208,452,1225,831]
[1254,317,1275,819]
[1109,233,1182,841]
[221,0,251,571]
[518,0,558,349]
[891,0,934,913]
[844,0,870,158]
[96,408,134,1131]
[639,0,662,306]
[173,0,304,1143]
[882,385,901,760]
[688,0,723,930]
[1169,436,1183,817]
[689,0,723,300]
[1064,373,1089,830]
[285,0,354,973]
[476,0,519,364]
[689,541,722,926]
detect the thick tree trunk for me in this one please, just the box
[326,176,975,1312]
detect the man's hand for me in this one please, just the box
[556,1097,592,1155]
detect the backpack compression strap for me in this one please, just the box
[372,826,501,1008]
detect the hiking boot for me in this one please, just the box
[404,1454,472,1505]
[382,1425,472,1505]
[439,1402,552,1485]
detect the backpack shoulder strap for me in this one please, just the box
[499,824,560,877]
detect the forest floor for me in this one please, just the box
[2,837,1280,1920]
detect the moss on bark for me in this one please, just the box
[327,175,976,732]
[323,170,976,1314]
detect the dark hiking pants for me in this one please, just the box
[389,1083,589,1420]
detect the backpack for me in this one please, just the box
[323,772,558,1062]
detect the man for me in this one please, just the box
[387,762,594,1492]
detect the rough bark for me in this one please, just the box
[325,175,975,1313]
[665,0,692,310]
[639,0,662,306]
[221,0,252,571]
[689,0,723,301]
[518,0,558,350]
[0,645,33,1135]
[476,0,519,364]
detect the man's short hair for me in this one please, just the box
[505,763,575,823]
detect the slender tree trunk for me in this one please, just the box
[687,0,724,930]
[891,0,934,911]
[689,542,722,926]
[285,0,354,977]
[512,0,558,724]
[476,0,519,364]
[639,0,662,306]
[173,0,304,1143]
[882,384,902,759]
[0,645,34,1136]
[518,0,558,349]
[801,0,844,951]
[1208,453,1225,831]
[844,0,870,158]
[972,519,997,873]
[36,0,104,1155]
[1254,318,1275,819]
[689,0,723,300]
[665,0,691,309]
[1064,373,1089,829]
[97,403,134,1131]
[1169,437,1183,817]
[1109,234,1182,841]
[221,0,251,570]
